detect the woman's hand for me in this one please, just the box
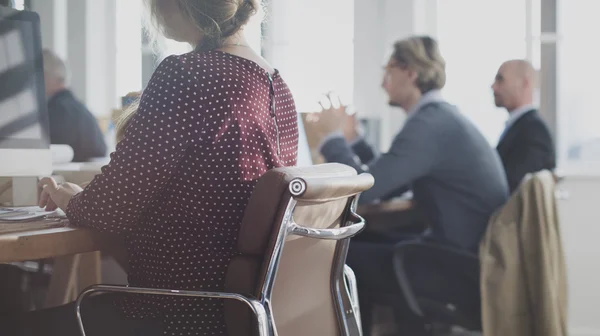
[38,177,83,212]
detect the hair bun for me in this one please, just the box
[234,0,257,23]
[215,0,257,42]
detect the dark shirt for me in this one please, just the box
[66,51,299,335]
[47,89,107,162]
[321,100,509,251]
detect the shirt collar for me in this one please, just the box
[406,90,445,117]
[504,104,536,129]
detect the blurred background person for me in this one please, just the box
[42,49,107,162]
[492,59,556,192]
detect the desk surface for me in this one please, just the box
[0,220,119,263]
[357,198,414,216]
[0,197,413,263]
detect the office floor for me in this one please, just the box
[371,306,482,336]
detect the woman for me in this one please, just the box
[13,0,299,335]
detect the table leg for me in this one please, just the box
[77,251,102,292]
[44,254,80,308]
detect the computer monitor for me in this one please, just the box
[0,8,52,177]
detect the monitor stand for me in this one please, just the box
[12,177,39,206]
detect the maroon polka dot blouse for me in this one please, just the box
[66,50,299,335]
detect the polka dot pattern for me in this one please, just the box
[66,50,299,335]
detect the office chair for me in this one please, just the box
[392,171,567,335]
[75,163,374,336]
[393,241,482,332]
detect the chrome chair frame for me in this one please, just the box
[76,178,365,336]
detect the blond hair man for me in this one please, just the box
[309,36,509,335]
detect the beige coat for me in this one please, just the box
[480,170,568,336]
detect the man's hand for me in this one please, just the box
[316,93,347,135]
[342,113,361,143]
[38,177,83,212]
[306,93,359,138]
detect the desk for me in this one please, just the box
[357,198,417,234]
[357,198,414,216]
[0,219,123,308]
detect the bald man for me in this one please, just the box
[492,59,555,192]
[43,49,107,162]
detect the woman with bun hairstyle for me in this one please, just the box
[7,1,299,335]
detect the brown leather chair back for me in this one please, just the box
[225,163,374,336]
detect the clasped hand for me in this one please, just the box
[38,177,83,212]
[306,93,360,142]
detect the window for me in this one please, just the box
[436,0,529,145]
[13,0,25,10]
[557,0,600,168]
[115,0,143,98]
[263,0,354,112]
[115,1,265,102]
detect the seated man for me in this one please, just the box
[309,36,509,335]
[43,49,107,162]
[492,59,556,192]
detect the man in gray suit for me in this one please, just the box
[309,36,508,334]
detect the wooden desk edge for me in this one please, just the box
[357,199,414,216]
[0,227,123,263]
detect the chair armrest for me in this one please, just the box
[392,241,479,317]
[290,207,365,240]
[75,285,269,336]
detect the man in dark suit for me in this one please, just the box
[42,49,107,162]
[492,59,556,192]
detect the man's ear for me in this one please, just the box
[408,68,419,83]
[522,76,534,90]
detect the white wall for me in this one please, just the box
[262,0,354,113]
[353,0,437,150]
[558,178,600,335]
[67,0,117,117]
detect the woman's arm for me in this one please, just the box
[65,55,200,234]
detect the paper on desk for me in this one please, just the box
[0,206,59,222]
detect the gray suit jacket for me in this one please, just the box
[0,5,17,16]
[321,101,509,251]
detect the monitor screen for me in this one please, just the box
[0,9,48,149]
